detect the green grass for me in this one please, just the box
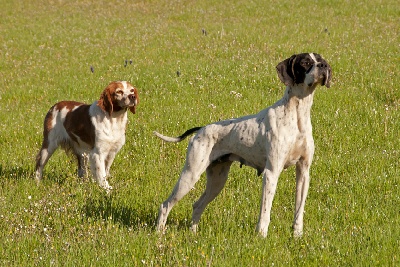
[0,0,399,265]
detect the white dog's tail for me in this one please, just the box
[153,127,203,143]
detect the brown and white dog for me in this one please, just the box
[35,81,139,191]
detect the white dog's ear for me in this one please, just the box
[276,55,297,86]
[324,64,332,88]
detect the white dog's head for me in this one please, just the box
[276,53,332,88]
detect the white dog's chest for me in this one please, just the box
[284,133,313,168]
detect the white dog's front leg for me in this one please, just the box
[293,162,311,237]
[256,169,279,237]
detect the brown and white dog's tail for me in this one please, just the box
[153,127,203,143]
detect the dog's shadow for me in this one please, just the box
[0,164,187,231]
[0,163,73,186]
[81,194,157,230]
[81,193,193,231]
[0,164,31,181]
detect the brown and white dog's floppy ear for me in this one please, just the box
[129,106,136,114]
[98,84,114,115]
[276,54,297,86]
[129,87,139,114]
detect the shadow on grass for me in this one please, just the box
[41,172,70,185]
[0,163,70,185]
[0,164,32,181]
[82,194,158,230]
[81,194,193,232]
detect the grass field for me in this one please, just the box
[0,0,399,266]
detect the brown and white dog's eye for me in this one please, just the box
[116,90,124,95]
[130,89,135,93]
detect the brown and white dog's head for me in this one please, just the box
[276,53,332,88]
[98,81,139,115]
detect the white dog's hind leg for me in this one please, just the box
[157,138,212,231]
[157,168,203,231]
[190,161,232,232]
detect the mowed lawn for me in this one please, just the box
[0,0,399,266]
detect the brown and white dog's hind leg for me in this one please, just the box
[75,152,89,179]
[35,125,60,182]
[35,143,58,182]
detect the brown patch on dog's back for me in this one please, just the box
[62,102,95,148]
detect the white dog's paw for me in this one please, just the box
[256,225,268,238]
[190,223,198,234]
[293,229,303,238]
[156,225,166,233]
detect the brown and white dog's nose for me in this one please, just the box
[129,94,136,101]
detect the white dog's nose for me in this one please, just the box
[317,62,328,69]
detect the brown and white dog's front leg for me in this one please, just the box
[90,152,112,192]
[104,151,117,177]
[76,153,89,178]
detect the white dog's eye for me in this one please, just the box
[116,90,123,95]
